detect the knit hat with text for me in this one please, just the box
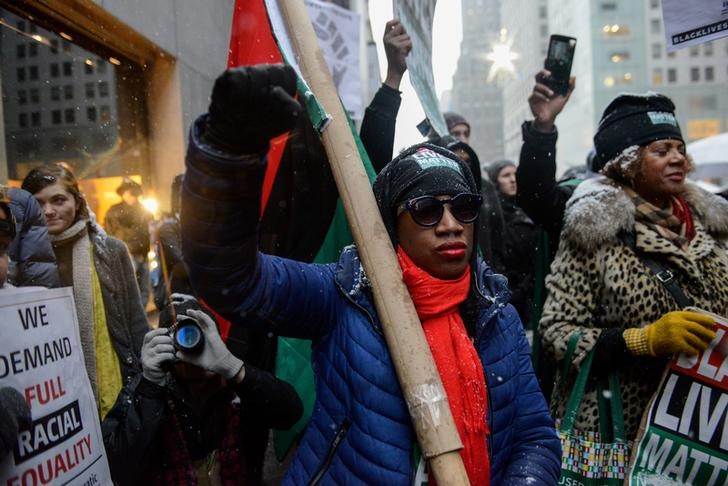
[593,92,683,172]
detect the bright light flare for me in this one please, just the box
[140,197,159,215]
[484,28,519,83]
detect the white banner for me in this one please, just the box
[305,0,362,120]
[662,0,728,51]
[0,287,111,486]
[395,0,447,137]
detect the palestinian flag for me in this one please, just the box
[226,0,376,459]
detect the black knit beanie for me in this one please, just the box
[431,135,483,193]
[373,143,478,247]
[593,92,683,172]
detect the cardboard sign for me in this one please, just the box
[394,0,448,138]
[0,287,111,486]
[304,0,362,120]
[628,309,728,485]
[662,0,728,51]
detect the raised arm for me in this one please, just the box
[516,70,575,236]
[181,65,341,339]
[359,19,411,173]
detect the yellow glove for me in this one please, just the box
[623,311,717,357]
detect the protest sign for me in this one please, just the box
[662,0,728,51]
[305,0,362,120]
[0,287,111,486]
[628,309,728,485]
[394,0,448,138]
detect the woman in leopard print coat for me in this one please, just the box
[540,93,728,450]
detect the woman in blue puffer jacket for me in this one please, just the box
[181,64,560,485]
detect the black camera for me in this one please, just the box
[170,315,204,354]
[159,297,207,355]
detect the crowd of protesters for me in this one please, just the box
[0,17,726,486]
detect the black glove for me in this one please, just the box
[0,387,31,457]
[204,64,301,154]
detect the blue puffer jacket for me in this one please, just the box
[7,187,60,288]
[182,117,561,485]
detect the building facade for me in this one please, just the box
[451,0,504,168]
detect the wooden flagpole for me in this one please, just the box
[275,1,469,484]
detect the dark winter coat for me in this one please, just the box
[104,201,151,257]
[498,194,538,325]
[359,83,402,173]
[181,117,561,485]
[102,366,302,485]
[7,187,60,288]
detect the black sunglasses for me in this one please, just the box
[403,193,482,227]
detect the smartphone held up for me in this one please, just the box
[543,34,576,96]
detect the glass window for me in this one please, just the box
[704,42,713,56]
[652,43,661,59]
[16,20,26,32]
[650,19,660,34]
[705,66,714,81]
[650,0,659,8]
[28,66,38,81]
[29,42,38,57]
[667,50,676,58]
[690,67,700,81]
[689,46,699,57]
[601,2,617,11]
[85,63,93,75]
[652,68,663,85]
[16,44,26,59]
[667,68,677,83]
[611,52,630,63]
[1,9,149,182]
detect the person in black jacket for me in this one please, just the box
[359,19,411,172]
[487,160,538,326]
[102,294,302,485]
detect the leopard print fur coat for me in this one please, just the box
[540,175,728,442]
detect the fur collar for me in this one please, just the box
[562,176,728,251]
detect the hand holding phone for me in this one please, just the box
[543,34,576,96]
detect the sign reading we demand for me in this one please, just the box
[0,287,110,486]
[629,309,728,485]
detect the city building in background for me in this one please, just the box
[451,0,504,168]
[501,0,552,161]
[0,0,234,220]
[543,0,728,171]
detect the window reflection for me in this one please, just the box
[0,7,148,187]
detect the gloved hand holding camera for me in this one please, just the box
[141,328,176,386]
[204,64,301,154]
[176,309,244,381]
[160,294,244,382]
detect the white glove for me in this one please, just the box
[141,328,176,385]
[177,309,244,380]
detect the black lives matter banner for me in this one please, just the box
[628,309,728,485]
[0,287,110,486]
[662,0,728,51]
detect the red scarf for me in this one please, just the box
[672,194,696,242]
[397,247,490,486]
